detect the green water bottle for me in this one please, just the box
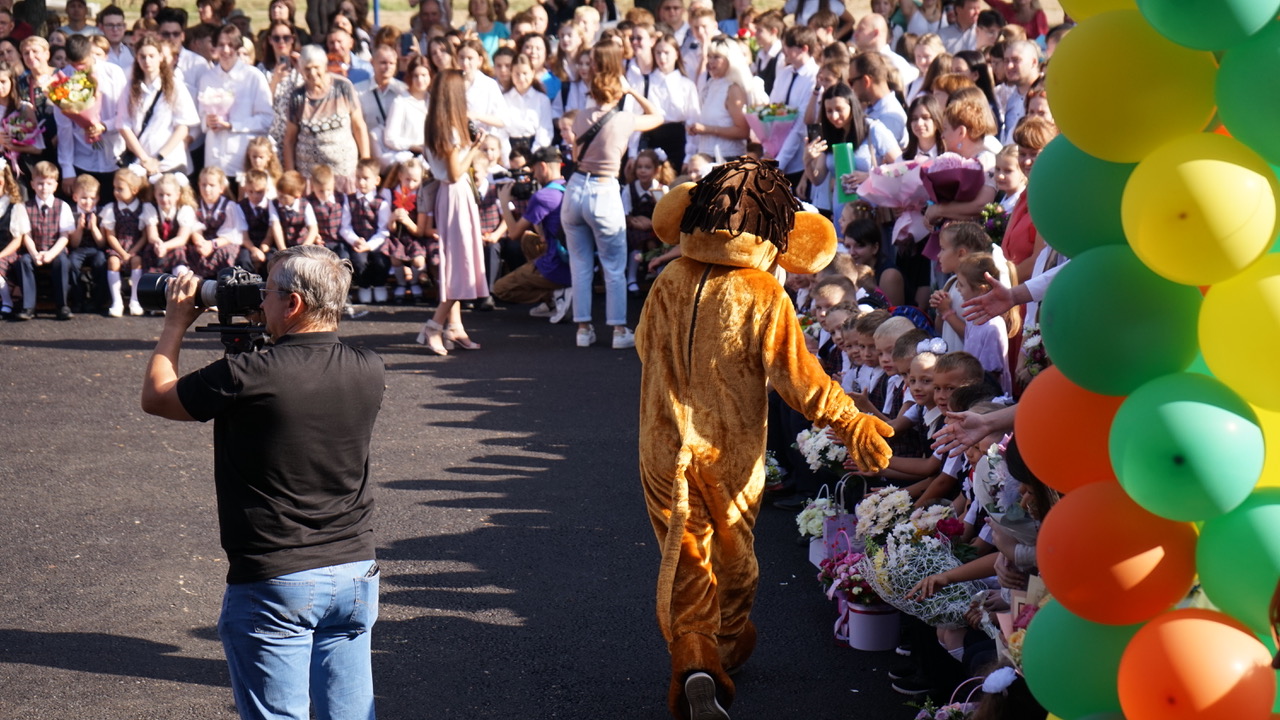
[833,143,858,205]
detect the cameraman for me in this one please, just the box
[492,146,572,322]
[140,245,385,720]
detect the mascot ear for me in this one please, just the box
[652,182,696,246]
[777,211,838,275]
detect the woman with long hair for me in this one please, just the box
[687,36,759,162]
[803,82,901,218]
[382,53,430,161]
[258,20,301,152]
[561,40,662,349]
[119,37,200,177]
[416,69,490,356]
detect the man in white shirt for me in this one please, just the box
[681,6,718,86]
[97,5,132,70]
[359,44,408,170]
[850,52,908,148]
[752,10,785,95]
[783,0,845,28]
[157,9,210,97]
[200,25,274,184]
[939,0,981,53]
[658,0,690,44]
[998,40,1041,145]
[852,12,919,86]
[56,35,126,199]
[770,26,819,182]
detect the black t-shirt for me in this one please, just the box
[177,331,385,584]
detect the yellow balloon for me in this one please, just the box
[1201,254,1280,410]
[1046,11,1217,163]
[1256,408,1280,489]
[1123,133,1278,286]
[1060,0,1136,21]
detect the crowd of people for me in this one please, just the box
[0,0,1077,714]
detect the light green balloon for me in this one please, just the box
[1027,135,1134,259]
[1111,373,1263,521]
[1220,22,1280,167]
[1023,600,1141,719]
[1198,489,1280,635]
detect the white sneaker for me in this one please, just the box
[549,288,571,324]
[612,327,636,350]
[357,287,372,304]
[108,302,124,318]
[128,300,144,316]
[576,326,597,347]
[529,302,555,318]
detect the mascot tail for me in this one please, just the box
[655,459,691,644]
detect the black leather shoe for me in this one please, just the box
[56,306,73,321]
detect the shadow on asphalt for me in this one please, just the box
[0,629,228,686]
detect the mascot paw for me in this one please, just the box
[847,414,895,474]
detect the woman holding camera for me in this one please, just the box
[561,40,662,350]
[416,69,489,357]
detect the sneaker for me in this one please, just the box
[891,675,935,696]
[576,326,597,347]
[56,306,73,321]
[529,302,555,318]
[549,288,571,324]
[612,327,636,349]
[107,302,124,318]
[895,643,913,657]
[128,300,144,316]
[12,308,32,321]
[684,673,729,720]
[628,282,640,293]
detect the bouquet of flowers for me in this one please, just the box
[794,426,847,475]
[911,698,977,720]
[764,450,786,486]
[796,493,838,538]
[854,159,933,244]
[47,70,100,145]
[744,103,798,159]
[858,503,991,626]
[197,86,235,124]
[818,546,880,604]
[1017,326,1050,384]
[0,113,38,175]
[981,202,1008,244]
[920,153,989,260]
[853,486,912,546]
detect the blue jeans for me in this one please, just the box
[561,173,627,326]
[219,560,379,720]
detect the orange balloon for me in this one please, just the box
[1119,609,1275,720]
[1038,482,1198,625]
[1015,366,1123,492]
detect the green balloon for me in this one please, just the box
[1220,22,1280,166]
[1023,600,1141,719]
[1198,489,1280,635]
[1111,373,1263,521]
[1041,246,1202,396]
[1138,0,1279,50]
[1188,353,1213,376]
[1028,135,1135,258]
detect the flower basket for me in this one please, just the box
[844,601,900,651]
[809,536,826,568]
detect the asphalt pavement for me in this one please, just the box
[0,299,910,719]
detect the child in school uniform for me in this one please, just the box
[16,162,75,320]
[140,173,199,279]
[237,169,273,271]
[307,164,347,257]
[340,157,393,304]
[67,174,108,313]
[0,164,31,320]
[101,169,148,317]
[269,170,320,250]
[187,167,243,280]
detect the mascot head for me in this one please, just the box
[651,157,837,275]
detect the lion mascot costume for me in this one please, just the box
[636,158,895,720]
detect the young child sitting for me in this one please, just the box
[269,170,320,250]
[18,162,75,320]
[101,169,148,316]
[929,222,1014,355]
[0,164,31,319]
[188,166,244,281]
[237,169,273,271]
[341,157,392,304]
[67,174,108,313]
[307,164,347,258]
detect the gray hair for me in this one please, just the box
[298,44,328,68]
[270,245,353,328]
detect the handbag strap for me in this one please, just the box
[574,106,619,162]
[136,89,161,136]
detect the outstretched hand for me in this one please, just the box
[960,272,1013,325]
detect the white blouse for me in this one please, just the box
[117,78,200,174]
[383,93,428,154]
[502,86,553,151]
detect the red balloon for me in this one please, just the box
[1015,366,1123,492]
[1119,609,1275,720]
[1038,482,1197,625]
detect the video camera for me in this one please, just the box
[136,267,269,355]
[510,167,538,201]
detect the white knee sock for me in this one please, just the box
[130,268,142,304]
[0,275,10,308]
[107,270,122,307]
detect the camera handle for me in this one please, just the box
[194,322,269,356]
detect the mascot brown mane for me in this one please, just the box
[636,157,894,720]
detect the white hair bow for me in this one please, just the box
[652,147,668,164]
[917,337,948,354]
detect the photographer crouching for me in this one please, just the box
[140,245,385,720]
[491,147,572,322]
